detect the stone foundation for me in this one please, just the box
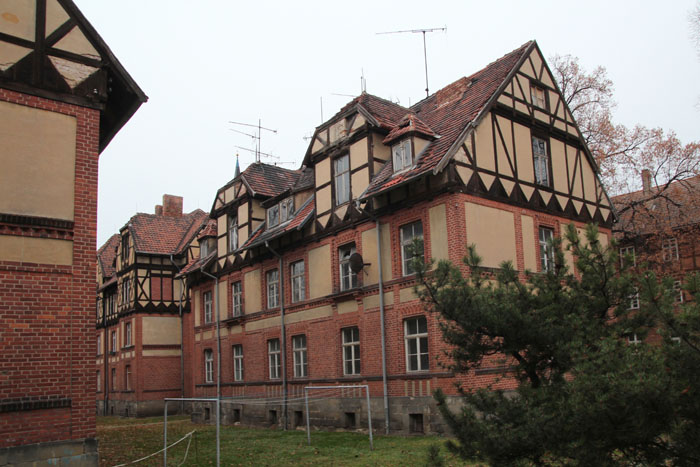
[0,438,97,466]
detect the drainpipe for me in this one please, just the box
[200,268,221,467]
[102,296,108,416]
[265,241,288,431]
[169,255,185,415]
[355,201,390,434]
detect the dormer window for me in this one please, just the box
[267,197,294,228]
[201,239,210,257]
[392,139,412,173]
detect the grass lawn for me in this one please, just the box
[97,416,473,466]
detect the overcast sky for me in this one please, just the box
[77,0,700,247]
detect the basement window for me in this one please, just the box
[409,413,424,433]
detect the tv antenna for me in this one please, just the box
[376,26,446,97]
[229,119,277,163]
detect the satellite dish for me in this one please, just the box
[349,253,367,274]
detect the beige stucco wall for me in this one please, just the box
[0,100,76,220]
[0,235,72,265]
[0,1,36,41]
[308,244,331,298]
[550,138,568,194]
[350,139,368,170]
[316,157,331,187]
[428,204,448,262]
[246,304,333,332]
[474,115,495,172]
[362,291,394,310]
[372,133,391,161]
[238,201,249,224]
[465,202,516,268]
[495,115,514,178]
[244,269,261,314]
[521,215,537,271]
[142,316,181,346]
[316,185,331,214]
[53,26,99,58]
[361,223,392,285]
[218,280,228,320]
[352,168,369,199]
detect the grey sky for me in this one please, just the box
[78,0,700,247]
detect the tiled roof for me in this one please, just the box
[241,195,315,249]
[197,219,217,240]
[97,234,119,279]
[383,113,437,145]
[127,209,208,255]
[293,166,315,192]
[176,251,216,278]
[361,41,534,198]
[612,174,700,236]
[241,163,300,198]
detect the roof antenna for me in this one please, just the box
[361,68,366,93]
[229,119,277,163]
[376,26,447,97]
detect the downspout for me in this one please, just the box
[265,241,288,431]
[102,295,108,416]
[169,254,185,415]
[355,201,390,434]
[200,268,221,467]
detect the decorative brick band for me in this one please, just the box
[0,213,74,231]
[0,397,72,413]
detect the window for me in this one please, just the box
[334,154,350,205]
[405,317,429,372]
[628,334,642,345]
[342,327,360,375]
[200,239,210,257]
[674,280,684,303]
[267,269,279,308]
[96,370,101,392]
[232,281,242,317]
[392,139,412,172]
[228,216,238,252]
[266,198,294,228]
[293,335,308,378]
[620,245,636,267]
[121,278,131,306]
[121,234,129,262]
[629,288,640,310]
[125,321,132,347]
[203,291,213,324]
[204,349,214,383]
[97,334,102,355]
[291,261,305,303]
[125,365,131,390]
[339,244,358,291]
[111,330,117,353]
[400,221,424,276]
[268,339,281,379]
[233,344,244,382]
[111,368,116,390]
[539,227,555,273]
[532,136,549,186]
[530,85,546,109]
[267,204,279,227]
[662,237,679,261]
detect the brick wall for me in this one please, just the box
[0,88,99,446]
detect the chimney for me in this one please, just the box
[162,194,183,217]
[642,169,652,194]
[155,205,163,216]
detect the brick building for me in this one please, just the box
[96,195,209,417]
[179,41,615,433]
[0,0,145,464]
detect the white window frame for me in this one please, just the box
[203,291,213,324]
[125,321,132,347]
[267,204,280,228]
[268,339,281,380]
[532,136,549,187]
[233,344,244,382]
[339,244,358,291]
[539,227,555,273]
[392,139,413,173]
[293,335,308,378]
[342,327,360,376]
[662,237,679,262]
[204,349,214,383]
[267,269,279,308]
[674,280,684,303]
[228,216,238,252]
[628,334,642,345]
[620,245,636,267]
[334,154,350,206]
[111,330,117,353]
[232,281,242,317]
[400,221,424,276]
[280,197,294,224]
[405,316,429,372]
[290,260,305,303]
[629,288,640,310]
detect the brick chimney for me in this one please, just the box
[162,194,183,217]
[642,169,652,194]
[155,205,163,216]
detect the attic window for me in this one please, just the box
[267,197,294,228]
[530,85,546,109]
[392,139,412,173]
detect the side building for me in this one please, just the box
[0,1,145,464]
[95,195,208,416]
[180,41,615,434]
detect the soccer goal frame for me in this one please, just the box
[304,385,373,450]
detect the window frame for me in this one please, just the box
[267,269,279,309]
[674,280,684,303]
[629,288,640,310]
[539,226,555,273]
[620,245,636,267]
[530,83,547,110]
[404,316,429,372]
[125,364,131,391]
[97,334,102,356]
[292,334,308,378]
[232,281,242,317]
[268,339,281,380]
[342,327,360,376]
[233,344,244,382]
[203,290,213,324]
[204,349,214,383]
[532,135,550,187]
[662,237,679,262]
[400,221,424,276]
[290,260,305,303]
[392,139,413,173]
[125,321,132,347]
[339,243,358,291]
[334,154,351,206]
[96,370,101,392]
[111,330,117,353]
[228,216,238,252]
